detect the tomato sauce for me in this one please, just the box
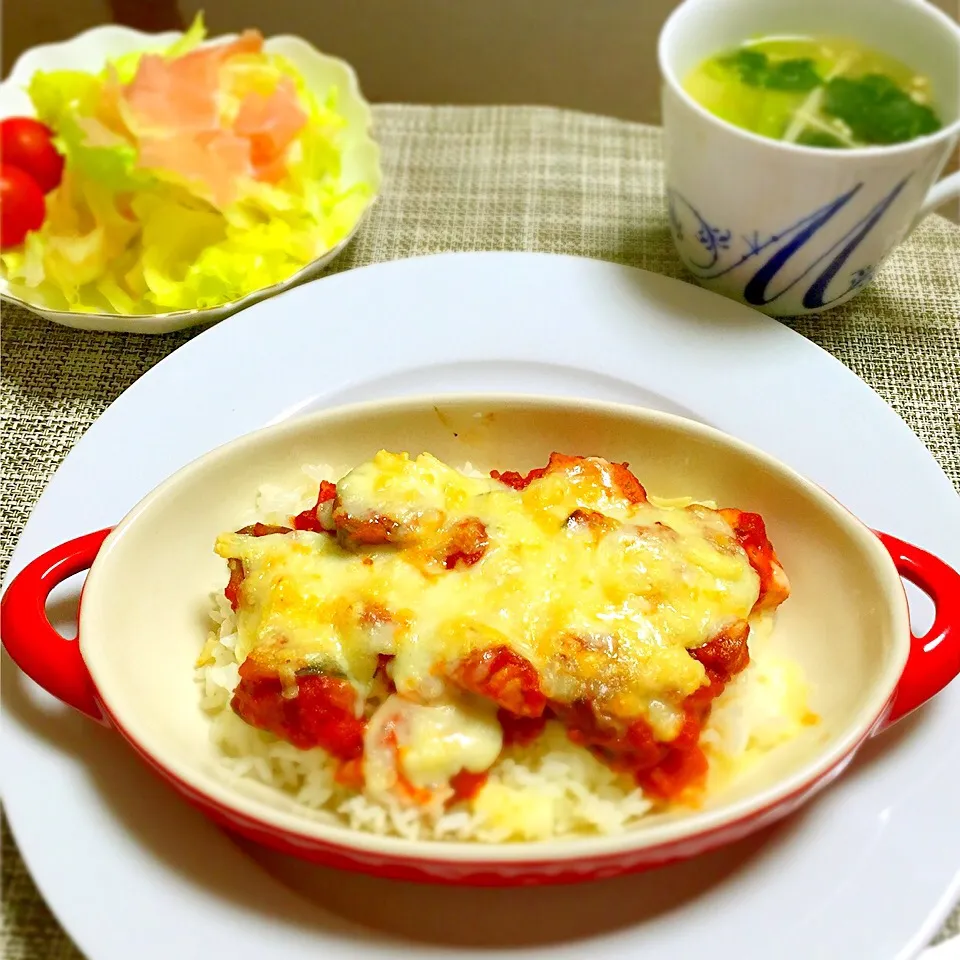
[489,466,547,491]
[608,461,648,504]
[224,557,245,611]
[497,708,549,747]
[449,768,489,803]
[449,645,547,718]
[292,479,337,532]
[442,517,489,569]
[718,508,788,611]
[689,619,751,683]
[231,661,365,759]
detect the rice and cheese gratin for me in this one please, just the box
[197,451,814,842]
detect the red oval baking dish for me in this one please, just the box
[2,395,958,885]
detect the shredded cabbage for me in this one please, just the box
[1,13,375,315]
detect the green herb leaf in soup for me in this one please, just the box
[823,74,942,145]
[793,129,848,149]
[721,50,823,92]
[684,36,943,148]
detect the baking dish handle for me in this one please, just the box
[875,531,960,730]
[0,529,112,722]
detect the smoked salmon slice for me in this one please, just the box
[233,77,308,181]
[121,30,310,204]
[124,32,263,135]
[137,130,253,207]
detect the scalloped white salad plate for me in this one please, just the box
[2,252,958,960]
[0,25,381,333]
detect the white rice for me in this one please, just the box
[196,464,810,842]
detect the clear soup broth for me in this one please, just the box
[683,36,942,148]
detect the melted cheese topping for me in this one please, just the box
[217,452,761,755]
[363,694,503,809]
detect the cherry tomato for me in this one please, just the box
[0,165,46,249]
[1,117,64,193]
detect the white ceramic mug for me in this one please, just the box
[658,0,960,317]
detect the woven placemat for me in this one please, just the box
[2,105,958,958]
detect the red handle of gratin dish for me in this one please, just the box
[876,531,960,729]
[0,529,113,722]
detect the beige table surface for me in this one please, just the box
[2,105,959,958]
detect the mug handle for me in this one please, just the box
[912,170,960,231]
[0,529,113,722]
[874,531,960,731]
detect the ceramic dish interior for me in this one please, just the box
[0,26,382,334]
[3,395,958,885]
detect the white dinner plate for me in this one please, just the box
[2,252,958,960]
